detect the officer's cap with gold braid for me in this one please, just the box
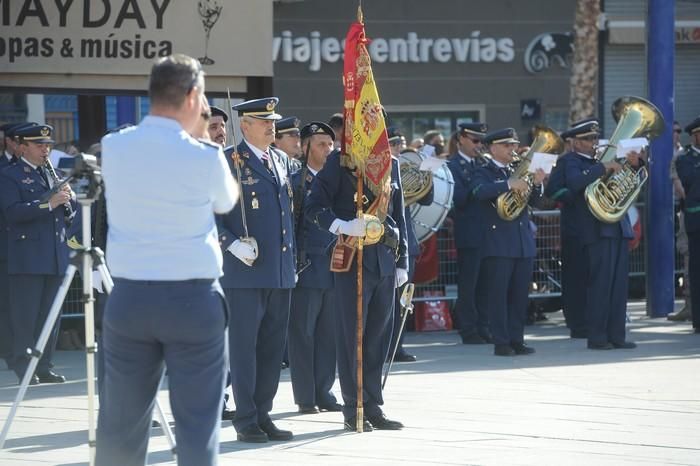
[232,97,282,121]
[483,127,520,145]
[567,118,600,139]
[300,121,335,141]
[15,123,54,144]
[685,115,700,135]
[458,122,488,137]
[276,116,301,136]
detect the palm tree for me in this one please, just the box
[569,0,600,123]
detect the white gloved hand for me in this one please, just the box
[395,268,409,288]
[227,239,257,266]
[334,217,366,237]
[92,269,104,294]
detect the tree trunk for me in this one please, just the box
[569,0,601,123]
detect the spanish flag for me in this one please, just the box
[341,7,392,220]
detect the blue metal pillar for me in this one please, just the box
[115,96,137,127]
[646,0,675,317]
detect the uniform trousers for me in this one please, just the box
[96,279,227,466]
[686,231,700,329]
[288,287,337,407]
[225,287,291,431]
[8,274,62,378]
[480,257,533,346]
[584,238,629,345]
[0,262,12,364]
[334,263,394,421]
[455,248,489,338]
[560,234,588,335]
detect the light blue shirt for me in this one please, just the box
[102,115,238,280]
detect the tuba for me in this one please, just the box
[585,96,664,223]
[399,148,434,206]
[495,125,564,221]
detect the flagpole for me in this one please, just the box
[355,2,365,435]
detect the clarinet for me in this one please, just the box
[44,159,75,222]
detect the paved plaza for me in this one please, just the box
[1,302,699,466]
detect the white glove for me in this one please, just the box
[92,269,104,294]
[227,239,257,266]
[395,268,409,288]
[333,217,366,237]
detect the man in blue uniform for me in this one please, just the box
[446,122,491,345]
[544,119,598,339]
[471,128,545,356]
[288,121,342,414]
[218,97,296,443]
[675,115,700,334]
[304,135,409,431]
[564,120,639,349]
[0,124,76,384]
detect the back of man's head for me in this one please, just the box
[149,54,204,109]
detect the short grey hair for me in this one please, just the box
[149,54,204,108]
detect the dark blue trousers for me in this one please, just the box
[8,274,62,379]
[334,264,394,421]
[288,287,338,407]
[687,231,700,330]
[584,238,629,345]
[560,234,588,335]
[455,248,490,338]
[224,287,291,431]
[480,257,533,346]
[96,279,227,466]
[0,262,12,364]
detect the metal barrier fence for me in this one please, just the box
[61,207,682,317]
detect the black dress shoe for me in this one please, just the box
[298,405,319,414]
[461,333,487,344]
[36,371,66,383]
[344,417,373,432]
[27,375,40,386]
[259,419,293,441]
[611,341,637,349]
[494,344,515,356]
[221,409,236,421]
[367,413,404,430]
[587,342,614,350]
[479,333,493,343]
[318,402,343,412]
[511,343,535,355]
[236,424,268,443]
[393,351,417,362]
[281,361,289,369]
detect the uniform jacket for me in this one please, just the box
[217,141,296,289]
[0,159,76,275]
[676,146,700,233]
[564,152,633,244]
[291,168,334,290]
[544,152,578,237]
[304,151,408,277]
[470,158,537,258]
[0,155,15,262]
[447,153,488,249]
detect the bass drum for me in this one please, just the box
[409,157,454,243]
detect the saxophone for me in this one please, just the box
[495,125,564,221]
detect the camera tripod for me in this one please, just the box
[0,200,176,465]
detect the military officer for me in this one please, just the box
[217,97,296,443]
[208,105,228,146]
[544,120,598,339]
[446,122,491,345]
[288,122,342,414]
[675,115,700,334]
[564,119,639,349]
[0,124,76,383]
[304,135,409,432]
[273,116,303,175]
[470,128,545,356]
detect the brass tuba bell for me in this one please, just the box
[584,96,665,224]
[399,148,434,206]
[495,125,565,221]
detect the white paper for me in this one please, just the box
[419,155,447,172]
[616,137,648,159]
[527,152,558,174]
[92,270,104,294]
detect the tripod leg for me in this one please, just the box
[0,265,79,449]
[151,371,177,459]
